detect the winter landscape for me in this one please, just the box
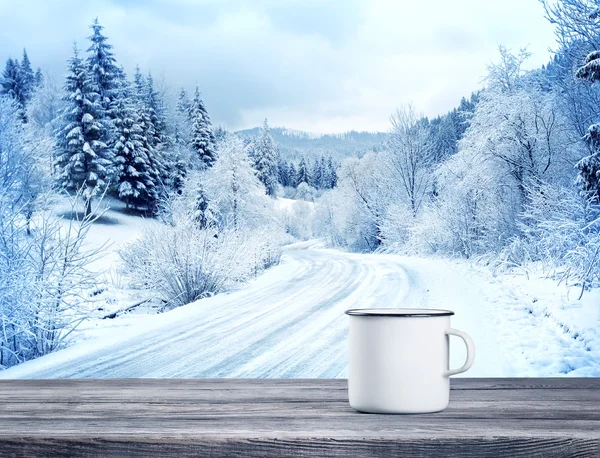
[0,0,599,378]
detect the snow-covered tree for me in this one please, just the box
[575,123,600,203]
[0,96,43,218]
[19,49,35,106]
[112,80,155,209]
[189,87,216,169]
[278,159,289,187]
[576,49,600,203]
[177,87,191,117]
[253,118,279,196]
[192,182,217,229]
[86,18,118,118]
[1,58,26,118]
[145,73,166,146]
[311,155,323,189]
[34,67,43,87]
[288,162,298,187]
[315,153,388,250]
[130,67,168,210]
[0,95,102,368]
[383,104,434,216]
[26,73,64,146]
[174,87,191,145]
[327,156,338,188]
[54,44,111,216]
[203,134,267,231]
[297,156,310,186]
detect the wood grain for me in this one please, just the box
[0,378,598,457]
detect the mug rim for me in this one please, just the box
[345,308,454,317]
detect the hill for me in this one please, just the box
[236,127,386,161]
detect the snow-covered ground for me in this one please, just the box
[1,232,598,378]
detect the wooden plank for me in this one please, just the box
[0,437,598,458]
[0,378,598,457]
[1,377,599,390]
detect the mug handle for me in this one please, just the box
[444,328,475,377]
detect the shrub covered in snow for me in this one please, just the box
[119,217,283,309]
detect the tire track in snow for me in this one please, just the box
[0,243,414,379]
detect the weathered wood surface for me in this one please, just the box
[0,378,598,457]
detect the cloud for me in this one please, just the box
[0,0,557,133]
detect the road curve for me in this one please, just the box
[1,242,416,379]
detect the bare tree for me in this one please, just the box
[541,0,600,50]
[384,104,434,216]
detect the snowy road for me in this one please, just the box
[1,241,505,379]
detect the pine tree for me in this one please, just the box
[54,44,112,216]
[133,65,146,100]
[214,125,227,143]
[288,162,298,187]
[145,73,165,146]
[189,86,216,169]
[253,118,279,196]
[327,156,337,188]
[19,49,35,105]
[278,159,289,187]
[86,18,118,116]
[1,58,26,115]
[131,68,160,210]
[177,87,191,116]
[297,156,310,186]
[112,78,155,209]
[34,67,43,87]
[192,183,217,229]
[317,156,328,189]
[576,51,600,204]
[311,156,323,189]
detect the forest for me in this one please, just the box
[0,0,599,372]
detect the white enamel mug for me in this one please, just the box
[346,308,475,414]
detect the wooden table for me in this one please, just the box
[0,378,598,457]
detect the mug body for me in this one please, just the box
[347,309,453,414]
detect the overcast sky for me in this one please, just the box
[0,0,557,133]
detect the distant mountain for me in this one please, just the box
[236,127,387,161]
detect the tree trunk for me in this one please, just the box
[85,196,93,218]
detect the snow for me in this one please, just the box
[275,197,312,213]
[1,239,598,379]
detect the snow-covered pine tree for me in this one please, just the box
[189,86,216,169]
[311,155,323,189]
[34,67,43,87]
[19,49,35,105]
[177,87,191,117]
[278,159,289,187]
[1,58,26,118]
[86,18,118,116]
[253,118,279,196]
[576,50,600,204]
[86,17,119,160]
[145,73,167,146]
[214,125,227,143]
[146,73,184,197]
[327,156,337,188]
[55,44,112,216]
[131,67,161,211]
[297,156,310,186]
[288,162,298,187]
[192,183,217,229]
[133,65,145,100]
[174,87,191,145]
[112,78,155,210]
[317,156,328,189]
